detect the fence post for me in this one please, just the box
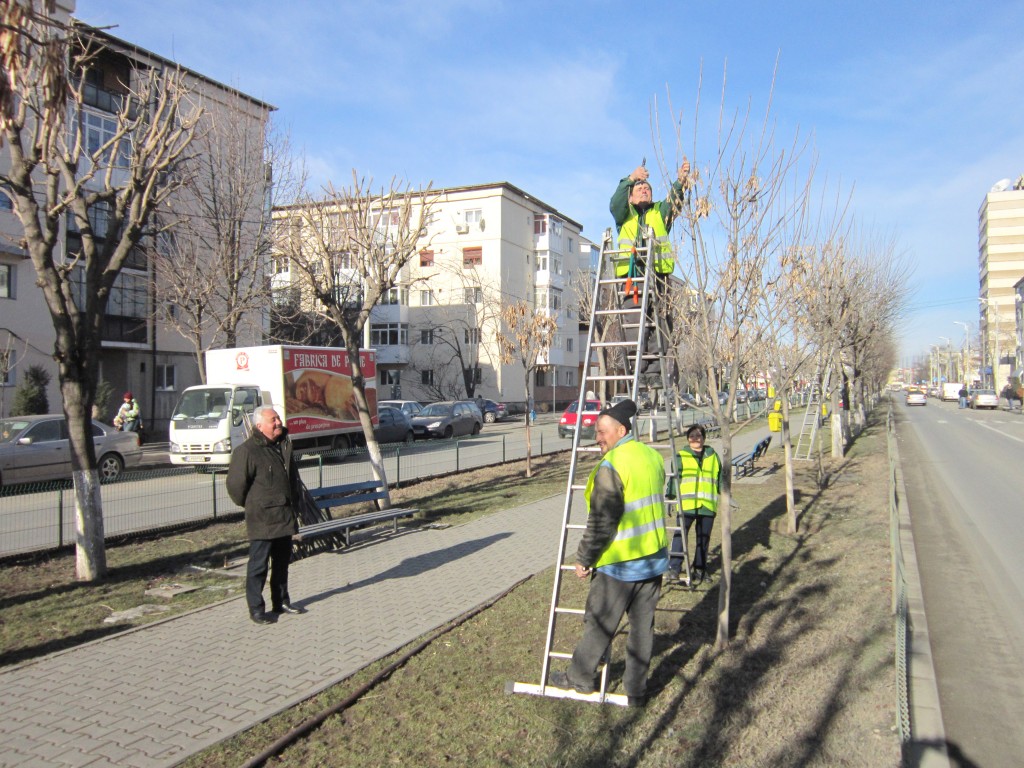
[212,469,218,520]
[502,434,506,463]
[540,432,543,455]
[456,438,460,472]
[58,487,64,549]
[394,444,401,488]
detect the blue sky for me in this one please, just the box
[75,0,1024,363]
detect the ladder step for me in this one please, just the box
[587,375,635,381]
[590,341,639,348]
[575,446,602,453]
[566,523,587,530]
[570,484,586,491]
[548,651,573,660]
[554,607,586,616]
[594,308,643,317]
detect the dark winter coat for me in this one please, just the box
[226,428,300,541]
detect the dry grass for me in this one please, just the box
[1,420,898,767]
[181,417,899,768]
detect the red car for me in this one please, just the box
[558,399,603,439]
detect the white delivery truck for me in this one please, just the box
[168,345,378,467]
[940,382,962,402]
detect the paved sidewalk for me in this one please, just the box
[0,493,580,768]
[0,429,773,768]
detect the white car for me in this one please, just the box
[905,390,926,406]
[969,389,999,410]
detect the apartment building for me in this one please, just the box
[271,183,585,410]
[978,177,1024,388]
[0,4,273,432]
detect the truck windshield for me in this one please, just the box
[172,388,233,420]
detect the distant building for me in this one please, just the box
[271,183,584,410]
[0,4,273,432]
[978,176,1024,388]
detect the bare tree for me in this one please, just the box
[497,301,558,478]
[0,5,199,580]
[654,68,814,650]
[275,173,437,498]
[151,107,289,382]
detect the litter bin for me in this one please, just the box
[767,411,783,432]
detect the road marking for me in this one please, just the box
[974,420,1024,444]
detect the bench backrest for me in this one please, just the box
[309,480,388,510]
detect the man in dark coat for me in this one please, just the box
[227,406,302,624]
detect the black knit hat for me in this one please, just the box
[601,398,637,430]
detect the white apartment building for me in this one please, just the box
[272,183,585,411]
[978,177,1024,388]
[0,5,273,432]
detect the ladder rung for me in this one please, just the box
[575,446,602,453]
[554,607,586,616]
[591,341,637,348]
[548,651,573,660]
[570,484,586,491]
[566,523,587,530]
[587,374,634,381]
[594,308,643,317]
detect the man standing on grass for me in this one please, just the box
[549,399,668,707]
[227,406,304,625]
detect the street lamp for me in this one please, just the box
[979,297,1000,389]
[954,321,971,385]
[938,336,953,382]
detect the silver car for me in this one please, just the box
[0,415,143,486]
[969,389,999,410]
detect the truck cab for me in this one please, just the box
[168,385,263,467]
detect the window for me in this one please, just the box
[464,209,482,225]
[550,287,562,311]
[0,264,11,298]
[564,370,575,386]
[370,323,409,346]
[463,247,482,268]
[566,337,573,352]
[420,290,434,306]
[83,108,129,167]
[421,370,434,386]
[0,189,12,211]
[534,216,547,235]
[382,287,408,305]
[420,329,434,345]
[465,328,480,344]
[419,249,434,267]
[0,351,12,385]
[379,369,399,385]
[464,366,482,384]
[536,251,548,272]
[552,254,562,276]
[155,364,176,391]
[464,287,482,304]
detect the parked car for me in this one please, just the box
[558,399,603,439]
[378,400,424,419]
[374,406,414,444]
[0,415,143,486]
[969,389,999,410]
[479,399,507,423]
[410,401,482,439]
[905,388,927,406]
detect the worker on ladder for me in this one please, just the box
[609,158,691,380]
[548,399,668,708]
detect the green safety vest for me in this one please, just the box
[676,448,720,515]
[616,204,674,276]
[585,438,668,568]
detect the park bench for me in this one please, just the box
[732,436,772,478]
[292,479,418,556]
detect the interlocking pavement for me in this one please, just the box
[0,493,577,768]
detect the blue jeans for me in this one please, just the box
[959,397,967,409]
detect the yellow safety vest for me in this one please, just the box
[616,205,674,276]
[585,438,668,568]
[676,448,720,515]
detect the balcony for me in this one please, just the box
[373,345,411,365]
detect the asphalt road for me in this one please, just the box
[895,396,1024,768]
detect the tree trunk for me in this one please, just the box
[345,340,391,507]
[781,397,797,534]
[524,375,533,478]
[714,479,733,651]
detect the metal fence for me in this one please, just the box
[0,403,773,560]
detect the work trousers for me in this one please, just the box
[246,536,292,614]
[669,513,716,573]
[568,571,662,698]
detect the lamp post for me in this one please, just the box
[938,336,953,382]
[980,297,1000,389]
[954,321,971,385]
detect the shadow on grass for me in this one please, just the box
[558,417,890,767]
